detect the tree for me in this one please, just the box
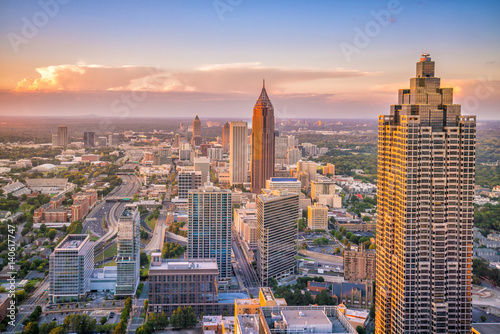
[481,315,487,322]
[23,322,39,334]
[369,304,375,319]
[362,215,371,222]
[64,314,97,334]
[140,252,149,266]
[100,316,107,325]
[369,244,376,250]
[356,325,366,334]
[144,299,149,310]
[314,290,335,305]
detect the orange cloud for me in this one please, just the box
[15,62,375,95]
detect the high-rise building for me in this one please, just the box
[375,54,475,334]
[108,133,120,147]
[257,190,299,285]
[343,243,376,282]
[83,132,95,148]
[307,203,328,231]
[49,234,94,303]
[311,179,338,201]
[57,125,68,147]
[188,184,232,280]
[208,147,223,161]
[251,81,275,193]
[286,148,301,165]
[52,133,59,147]
[192,114,202,146]
[222,122,230,153]
[194,157,211,183]
[116,204,141,296]
[178,170,202,199]
[230,121,248,185]
[275,136,288,164]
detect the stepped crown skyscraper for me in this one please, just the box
[251,81,275,193]
[375,54,475,334]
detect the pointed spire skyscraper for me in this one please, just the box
[251,80,275,193]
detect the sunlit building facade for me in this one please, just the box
[375,54,475,334]
[251,81,275,193]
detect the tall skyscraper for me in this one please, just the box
[188,184,232,280]
[57,125,68,147]
[251,81,275,193]
[257,190,299,286]
[222,122,230,152]
[230,121,248,185]
[192,114,202,146]
[83,131,95,148]
[116,204,141,296]
[375,54,475,334]
[49,234,94,303]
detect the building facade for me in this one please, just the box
[178,170,202,199]
[49,234,94,303]
[57,125,68,147]
[257,190,299,285]
[375,54,475,334]
[116,204,141,296]
[251,82,275,193]
[343,244,376,282]
[222,122,230,152]
[230,121,248,185]
[192,114,202,146]
[83,131,95,148]
[265,177,301,195]
[307,203,328,231]
[188,184,232,280]
[148,255,220,315]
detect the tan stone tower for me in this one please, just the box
[251,80,275,193]
[375,54,475,334]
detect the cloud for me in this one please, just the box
[15,62,374,95]
[15,64,167,92]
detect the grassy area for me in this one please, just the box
[96,259,116,268]
[102,243,117,259]
[89,236,99,242]
[19,203,35,212]
[146,215,157,231]
[295,255,313,261]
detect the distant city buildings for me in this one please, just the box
[251,82,275,193]
[376,54,475,333]
[188,184,232,280]
[83,131,95,148]
[57,125,68,147]
[222,122,230,153]
[229,121,248,185]
[257,190,299,285]
[266,177,301,195]
[116,204,141,296]
[192,114,202,146]
[49,234,94,303]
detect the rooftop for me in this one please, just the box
[281,309,332,326]
[237,314,260,334]
[471,324,500,334]
[150,258,218,271]
[57,234,89,250]
[269,177,300,182]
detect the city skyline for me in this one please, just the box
[0,0,499,119]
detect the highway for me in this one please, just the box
[94,175,141,250]
[143,209,166,253]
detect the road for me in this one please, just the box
[5,279,50,333]
[232,234,259,289]
[143,209,167,253]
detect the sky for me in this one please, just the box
[0,0,499,119]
